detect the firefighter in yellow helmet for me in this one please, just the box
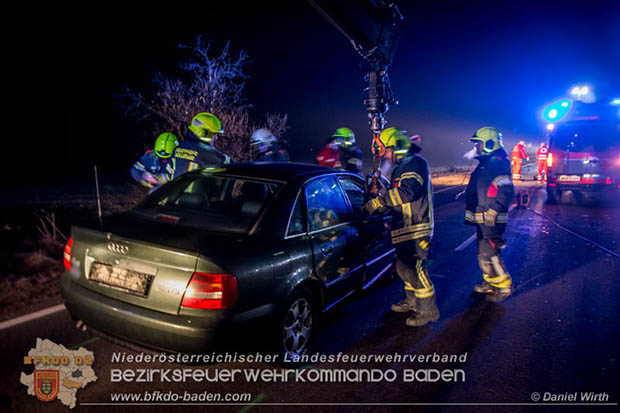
[466,126,514,301]
[130,132,178,190]
[363,127,439,327]
[167,112,231,180]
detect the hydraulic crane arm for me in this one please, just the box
[308,0,403,194]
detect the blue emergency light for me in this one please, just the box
[542,99,572,122]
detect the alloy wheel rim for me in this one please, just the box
[282,297,312,359]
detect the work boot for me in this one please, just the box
[391,298,416,313]
[474,281,512,302]
[405,297,439,327]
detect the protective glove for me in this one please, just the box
[483,208,498,227]
[363,198,384,216]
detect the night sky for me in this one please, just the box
[13,0,620,188]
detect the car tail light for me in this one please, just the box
[549,183,557,187]
[605,177,612,185]
[547,153,553,167]
[63,238,73,270]
[181,273,238,310]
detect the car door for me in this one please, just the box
[338,175,394,289]
[305,175,363,303]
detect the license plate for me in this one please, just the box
[89,262,153,296]
[558,175,580,182]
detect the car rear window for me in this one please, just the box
[552,122,620,153]
[132,173,281,233]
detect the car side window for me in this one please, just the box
[339,176,366,213]
[305,176,349,232]
[287,191,305,237]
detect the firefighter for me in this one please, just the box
[316,135,344,168]
[333,127,363,174]
[363,128,439,327]
[536,142,549,184]
[250,128,290,162]
[167,112,231,180]
[510,139,529,181]
[466,126,514,302]
[130,132,178,189]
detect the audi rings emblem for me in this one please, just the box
[107,242,129,255]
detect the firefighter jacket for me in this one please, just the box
[511,143,528,161]
[166,133,231,180]
[370,151,434,244]
[130,150,170,188]
[340,146,363,174]
[465,148,514,238]
[536,145,549,160]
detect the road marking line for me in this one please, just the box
[0,304,66,331]
[455,233,476,251]
[433,185,461,194]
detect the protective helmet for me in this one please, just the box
[332,127,355,146]
[251,128,276,147]
[154,132,179,159]
[188,112,223,143]
[379,127,412,156]
[470,126,504,154]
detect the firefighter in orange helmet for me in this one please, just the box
[536,142,549,184]
[510,140,529,181]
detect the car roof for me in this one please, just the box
[195,162,341,183]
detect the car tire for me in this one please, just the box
[279,287,316,361]
[546,186,559,204]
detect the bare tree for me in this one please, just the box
[123,36,289,162]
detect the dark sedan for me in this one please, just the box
[60,163,395,358]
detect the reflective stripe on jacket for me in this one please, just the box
[167,135,230,180]
[378,153,433,244]
[465,149,514,238]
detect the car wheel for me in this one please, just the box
[281,288,315,361]
[546,186,559,204]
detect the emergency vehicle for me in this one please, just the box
[545,99,620,204]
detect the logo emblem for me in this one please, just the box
[107,242,128,255]
[34,370,59,402]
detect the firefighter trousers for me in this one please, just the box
[476,227,512,288]
[394,238,436,307]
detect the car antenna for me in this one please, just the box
[94,165,103,227]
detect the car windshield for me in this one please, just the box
[552,121,620,153]
[131,173,281,234]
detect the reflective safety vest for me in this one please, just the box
[511,143,528,162]
[537,145,549,160]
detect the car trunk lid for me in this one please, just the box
[69,214,234,315]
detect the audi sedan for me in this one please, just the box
[60,163,395,358]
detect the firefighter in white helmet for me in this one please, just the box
[251,129,290,162]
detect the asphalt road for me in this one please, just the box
[1,184,619,413]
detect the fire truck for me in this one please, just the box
[545,99,620,204]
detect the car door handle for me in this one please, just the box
[321,245,334,256]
